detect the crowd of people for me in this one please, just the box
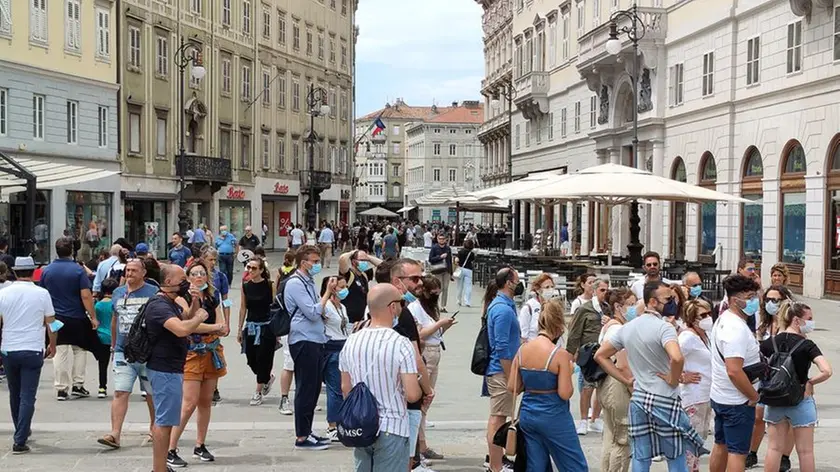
[0,221,834,472]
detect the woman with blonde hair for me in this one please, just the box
[678,299,714,472]
[508,298,587,470]
[518,273,560,343]
[770,263,790,287]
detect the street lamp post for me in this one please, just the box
[305,84,330,229]
[605,5,646,268]
[174,38,206,237]
[492,82,517,249]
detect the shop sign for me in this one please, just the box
[226,187,246,200]
[340,189,351,200]
[279,211,292,236]
[273,183,290,194]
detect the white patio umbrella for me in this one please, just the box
[414,184,473,206]
[472,170,569,201]
[358,207,399,218]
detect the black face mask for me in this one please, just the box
[176,280,190,298]
[513,281,525,297]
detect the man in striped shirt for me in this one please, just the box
[340,284,422,472]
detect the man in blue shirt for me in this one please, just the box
[317,224,335,268]
[92,245,122,294]
[214,225,238,288]
[168,233,190,268]
[40,237,98,401]
[188,224,207,252]
[284,245,333,451]
[485,266,523,472]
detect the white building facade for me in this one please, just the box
[487,0,840,297]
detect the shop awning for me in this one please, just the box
[0,156,120,190]
[397,205,415,213]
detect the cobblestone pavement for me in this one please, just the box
[2,252,840,471]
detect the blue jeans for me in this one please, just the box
[218,253,234,289]
[632,453,689,472]
[353,431,410,472]
[323,340,345,424]
[2,350,44,446]
[458,267,473,306]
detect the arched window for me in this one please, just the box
[779,139,806,290]
[741,146,764,261]
[698,152,717,256]
[670,157,687,260]
[825,135,840,295]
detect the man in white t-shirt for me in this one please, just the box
[0,257,57,454]
[423,229,434,249]
[629,251,679,301]
[290,224,305,249]
[708,275,762,472]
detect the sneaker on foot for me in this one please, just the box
[745,451,758,468]
[56,390,69,401]
[589,418,604,433]
[12,444,30,454]
[71,386,90,398]
[98,388,107,399]
[279,396,293,415]
[327,428,340,443]
[261,373,276,396]
[294,436,329,451]
[212,388,221,403]
[167,449,188,468]
[249,392,263,406]
[310,434,330,445]
[575,419,588,435]
[315,405,323,411]
[413,465,438,472]
[193,444,215,462]
[422,448,445,460]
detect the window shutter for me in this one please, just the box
[65,1,73,47]
[73,2,80,49]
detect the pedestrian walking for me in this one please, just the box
[93,278,119,398]
[214,225,238,288]
[428,234,453,312]
[318,223,335,268]
[238,257,277,406]
[455,239,476,308]
[168,233,191,268]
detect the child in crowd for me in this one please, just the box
[94,278,119,398]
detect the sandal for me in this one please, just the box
[97,434,120,449]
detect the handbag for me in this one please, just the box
[453,251,471,279]
[504,349,523,455]
[429,261,448,274]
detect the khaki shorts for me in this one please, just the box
[486,373,513,417]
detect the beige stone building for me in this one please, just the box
[118,0,355,254]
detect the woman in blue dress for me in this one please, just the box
[508,298,588,471]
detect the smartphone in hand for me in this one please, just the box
[449,311,460,319]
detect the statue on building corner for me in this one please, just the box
[638,68,653,113]
[597,85,609,125]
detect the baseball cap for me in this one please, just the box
[135,242,150,255]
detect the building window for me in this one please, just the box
[241,64,251,100]
[741,147,763,261]
[780,141,806,265]
[449,144,456,156]
[261,132,270,168]
[318,31,324,59]
[670,63,684,105]
[449,128,456,134]
[515,124,520,149]
[66,101,78,144]
[190,0,202,14]
[562,14,569,60]
[590,96,596,129]
[277,74,286,108]
[277,135,286,170]
[433,128,440,134]
[393,125,400,135]
[242,0,251,35]
[786,20,802,74]
[65,0,81,51]
[97,106,108,147]
[341,0,347,15]
[536,117,542,144]
[128,111,141,153]
[341,42,347,68]
[835,7,840,61]
[240,132,251,169]
[593,0,600,27]
[222,0,231,26]
[548,19,556,68]
[222,58,231,93]
[128,26,141,68]
[156,35,168,76]
[433,143,441,155]
[449,169,456,182]
[340,90,347,120]
[329,36,336,63]
[747,36,760,85]
[262,70,271,106]
[433,168,441,181]
[292,141,300,171]
[393,164,400,177]
[0,88,7,136]
[220,128,231,159]
[561,108,567,137]
[30,0,47,43]
[292,78,300,111]
[0,0,10,35]
[574,101,581,133]
[525,121,530,146]
[278,10,286,45]
[261,5,271,39]
[32,94,44,140]
[576,0,584,39]
[306,28,313,56]
[155,114,167,157]
[95,8,110,58]
[702,51,714,96]
[393,142,400,154]
[698,152,717,255]
[292,20,300,50]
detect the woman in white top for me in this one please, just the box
[305,226,317,246]
[409,276,457,461]
[518,273,560,343]
[569,272,597,315]
[319,275,350,441]
[677,299,714,472]
[596,287,636,472]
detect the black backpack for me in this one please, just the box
[758,336,809,407]
[266,274,305,338]
[471,301,498,376]
[124,299,154,364]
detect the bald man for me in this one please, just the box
[340,283,421,471]
[93,244,124,294]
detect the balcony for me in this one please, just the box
[177,155,232,184]
[513,71,549,121]
[478,112,511,143]
[480,60,513,96]
[299,170,333,194]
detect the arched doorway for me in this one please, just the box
[824,134,840,296]
[741,146,763,263]
[671,157,687,260]
[779,139,807,291]
[698,152,717,259]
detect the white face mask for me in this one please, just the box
[540,288,560,300]
[800,319,815,334]
[698,317,714,332]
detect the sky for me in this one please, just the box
[354,0,484,117]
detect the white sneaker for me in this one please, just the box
[589,418,604,433]
[261,373,276,396]
[414,465,438,472]
[575,420,588,435]
[328,429,340,443]
[278,396,293,415]
[249,392,263,406]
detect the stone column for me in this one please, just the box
[608,148,622,257]
[804,174,827,298]
[650,140,665,254]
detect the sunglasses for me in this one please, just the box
[189,270,207,277]
[247,265,260,271]
[645,262,659,268]
[765,297,783,304]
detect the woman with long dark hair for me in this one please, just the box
[237,257,276,406]
[569,272,596,314]
[319,275,349,441]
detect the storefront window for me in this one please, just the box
[781,192,805,264]
[698,153,717,255]
[0,190,51,262]
[671,157,687,260]
[742,195,762,260]
[124,200,168,259]
[219,202,251,239]
[67,191,111,262]
[829,190,840,271]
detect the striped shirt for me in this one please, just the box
[339,326,418,437]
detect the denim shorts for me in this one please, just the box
[112,352,152,393]
[408,409,422,456]
[711,400,755,455]
[147,368,184,427]
[764,396,818,428]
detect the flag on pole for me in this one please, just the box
[372,118,386,137]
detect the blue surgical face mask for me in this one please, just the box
[220,230,228,236]
[743,297,760,316]
[49,319,65,333]
[403,291,417,304]
[357,261,370,272]
[199,283,208,291]
[625,305,638,322]
[689,284,703,298]
[765,301,780,316]
[309,262,322,276]
[337,288,349,300]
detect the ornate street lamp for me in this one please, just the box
[605,5,646,267]
[174,38,206,236]
[305,84,330,229]
[491,82,517,249]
